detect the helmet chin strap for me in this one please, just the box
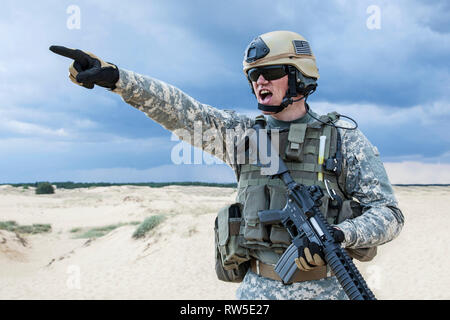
[257,95,305,113]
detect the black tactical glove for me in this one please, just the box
[49,45,119,90]
[294,227,345,272]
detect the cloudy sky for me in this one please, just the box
[1,0,449,184]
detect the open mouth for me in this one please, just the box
[258,89,273,104]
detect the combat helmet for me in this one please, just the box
[243,31,319,113]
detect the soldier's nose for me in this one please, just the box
[256,74,269,85]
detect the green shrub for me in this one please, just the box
[70,227,82,233]
[35,182,55,194]
[0,220,52,234]
[72,221,141,239]
[132,215,165,239]
[17,224,52,234]
[0,221,17,232]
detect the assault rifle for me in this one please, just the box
[252,118,376,300]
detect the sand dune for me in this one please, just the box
[0,185,449,299]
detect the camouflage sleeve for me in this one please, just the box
[112,68,254,165]
[336,123,405,249]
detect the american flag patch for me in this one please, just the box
[292,40,312,55]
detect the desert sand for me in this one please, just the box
[0,184,449,300]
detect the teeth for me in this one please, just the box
[260,90,271,95]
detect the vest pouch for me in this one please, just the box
[269,224,291,246]
[267,185,291,246]
[337,200,377,262]
[242,185,270,244]
[285,123,307,162]
[214,203,250,282]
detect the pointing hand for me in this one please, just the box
[49,45,119,90]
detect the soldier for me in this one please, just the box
[50,30,404,300]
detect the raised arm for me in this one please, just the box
[113,69,253,139]
[112,69,255,166]
[50,45,254,165]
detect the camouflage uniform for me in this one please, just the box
[112,68,405,300]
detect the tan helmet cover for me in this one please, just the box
[243,31,319,79]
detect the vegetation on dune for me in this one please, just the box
[0,220,52,234]
[35,182,55,194]
[71,221,141,239]
[132,215,166,239]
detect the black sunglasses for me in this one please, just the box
[247,65,288,82]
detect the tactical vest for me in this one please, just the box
[214,112,377,282]
[236,112,347,254]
